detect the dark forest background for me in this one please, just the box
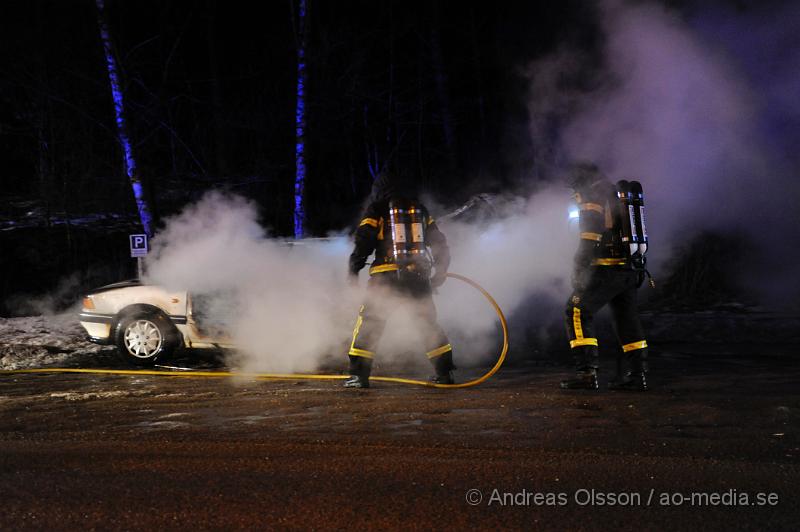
[0,0,735,315]
[1,1,604,228]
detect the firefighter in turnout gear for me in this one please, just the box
[344,172,455,389]
[562,163,650,391]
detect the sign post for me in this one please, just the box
[129,234,149,279]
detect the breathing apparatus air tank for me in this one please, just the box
[388,198,432,276]
[615,180,640,257]
[629,181,648,256]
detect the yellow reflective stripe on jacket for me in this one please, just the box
[579,202,604,213]
[348,347,374,359]
[426,343,452,359]
[570,338,599,348]
[369,263,398,275]
[427,216,435,225]
[622,340,648,352]
[580,232,603,242]
[591,258,627,266]
[359,218,378,228]
[377,217,384,240]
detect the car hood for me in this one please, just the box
[86,279,143,295]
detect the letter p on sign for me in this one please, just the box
[130,234,149,257]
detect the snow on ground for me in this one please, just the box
[0,314,116,370]
[2,308,798,372]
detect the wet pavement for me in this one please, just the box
[0,344,798,531]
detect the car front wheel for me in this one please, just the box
[115,314,177,366]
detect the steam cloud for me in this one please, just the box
[145,192,356,373]
[144,190,574,373]
[527,0,800,304]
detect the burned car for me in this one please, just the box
[79,280,234,365]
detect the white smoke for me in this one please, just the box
[433,187,575,359]
[145,192,357,373]
[143,188,574,373]
[563,1,765,240]
[437,187,572,323]
[527,0,800,304]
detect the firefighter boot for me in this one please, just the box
[609,350,648,391]
[344,356,372,389]
[608,372,647,391]
[431,371,455,385]
[430,351,456,385]
[561,345,599,390]
[344,375,370,388]
[560,369,599,390]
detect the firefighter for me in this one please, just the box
[562,163,649,391]
[344,171,455,389]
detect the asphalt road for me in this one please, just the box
[1,347,798,531]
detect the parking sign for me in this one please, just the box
[130,234,149,257]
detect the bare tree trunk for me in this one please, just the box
[469,6,487,143]
[206,0,227,176]
[417,36,426,184]
[291,0,308,238]
[95,0,154,237]
[430,7,457,173]
[33,0,53,227]
[386,2,394,153]
[364,104,379,179]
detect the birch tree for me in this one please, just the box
[95,0,154,237]
[291,0,308,238]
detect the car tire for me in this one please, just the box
[115,313,178,366]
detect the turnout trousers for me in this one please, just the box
[565,268,648,375]
[348,271,455,378]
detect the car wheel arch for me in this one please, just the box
[115,303,164,324]
[113,304,183,344]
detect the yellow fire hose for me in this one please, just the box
[0,273,508,389]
